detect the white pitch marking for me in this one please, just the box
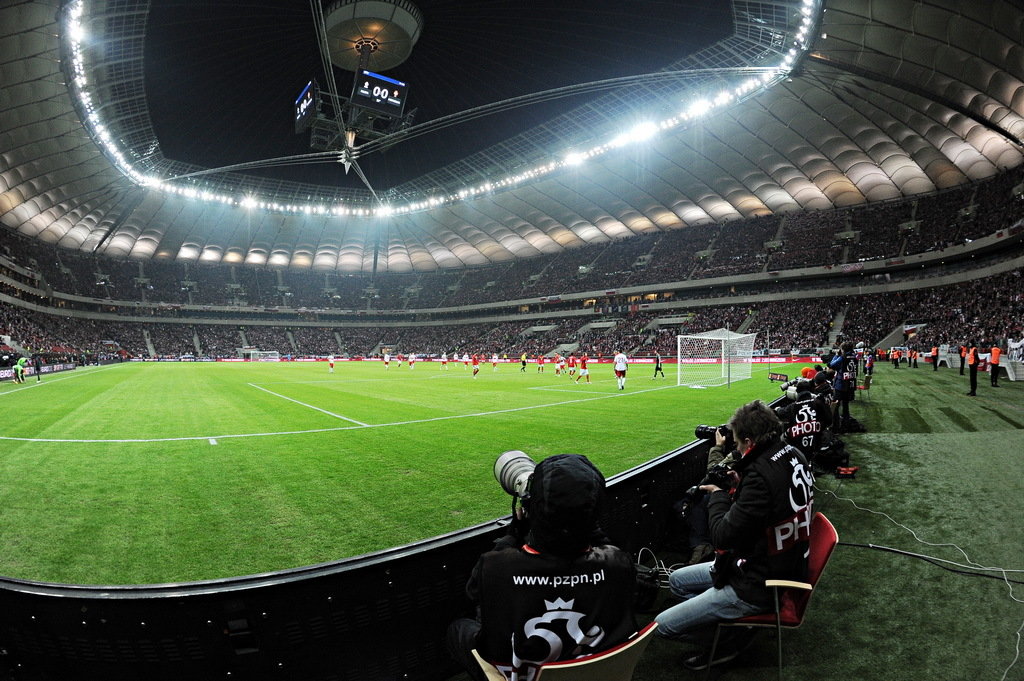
[0,382,676,444]
[527,387,606,393]
[0,362,127,398]
[255,374,455,386]
[247,383,369,426]
[209,438,218,445]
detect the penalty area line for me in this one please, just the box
[362,382,681,429]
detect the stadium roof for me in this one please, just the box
[1,0,1023,272]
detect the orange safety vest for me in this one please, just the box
[967,347,977,365]
[960,345,967,357]
[931,346,938,356]
[990,347,1001,365]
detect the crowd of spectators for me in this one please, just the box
[897,270,1023,348]
[2,168,1020,316]
[241,326,294,354]
[4,263,1023,362]
[147,324,198,357]
[767,211,847,270]
[196,325,244,358]
[847,201,914,262]
[2,168,1023,363]
[643,306,753,356]
[690,215,779,279]
[744,299,839,350]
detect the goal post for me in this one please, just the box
[239,347,281,361]
[677,329,756,388]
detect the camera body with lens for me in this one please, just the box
[694,424,735,454]
[493,450,538,542]
[494,450,536,500]
[674,425,741,522]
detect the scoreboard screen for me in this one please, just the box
[294,80,316,133]
[351,70,408,117]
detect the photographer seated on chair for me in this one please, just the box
[447,453,639,681]
[655,401,815,672]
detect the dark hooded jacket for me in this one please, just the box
[468,454,638,673]
[706,438,814,608]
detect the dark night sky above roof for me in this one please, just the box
[144,0,733,191]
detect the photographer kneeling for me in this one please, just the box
[447,453,638,681]
[655,400,814,671]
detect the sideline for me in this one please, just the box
[0,362,127,397]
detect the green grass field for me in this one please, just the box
[3,359,1023,680]
[0,359,790,585]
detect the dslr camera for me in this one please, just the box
[779,378,801,392]
[674,425,739,521]
[674,462,736,521]
[695,423,735,454]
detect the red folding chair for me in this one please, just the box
[706,512,839,680]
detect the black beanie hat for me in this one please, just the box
[526,454,606,555]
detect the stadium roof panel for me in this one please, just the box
[1,1,1022,271]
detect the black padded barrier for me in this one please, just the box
[0,439,711,681]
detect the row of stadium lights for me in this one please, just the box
[65,0,819,220]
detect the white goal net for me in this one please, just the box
[239,348,281,361]
[677,329,756,388]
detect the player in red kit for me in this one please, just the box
[575,353,591,384]
[472,353,481,378]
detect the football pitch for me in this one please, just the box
[0,359,798,585]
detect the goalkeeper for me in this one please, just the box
[14,356,28,384]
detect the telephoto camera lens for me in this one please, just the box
[494,450,536,498]
[695,425,728,440]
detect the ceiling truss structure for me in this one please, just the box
[1,0,1022,273]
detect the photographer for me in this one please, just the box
[776,380,845,470]
[655,401,814,672]
[447,454,638,681]
[829,341,858,432]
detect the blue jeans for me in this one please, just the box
[654,563,766,641]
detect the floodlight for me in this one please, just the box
[610,121,658,148]
[686,99,712,118]
[69,20,86,42]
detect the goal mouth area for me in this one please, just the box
[676,328,756,388]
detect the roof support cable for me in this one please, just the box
[310,0,349,139]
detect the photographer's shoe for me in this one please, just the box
[966,392,976,396]
[682,627,757,670]
[682,648,740,671]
